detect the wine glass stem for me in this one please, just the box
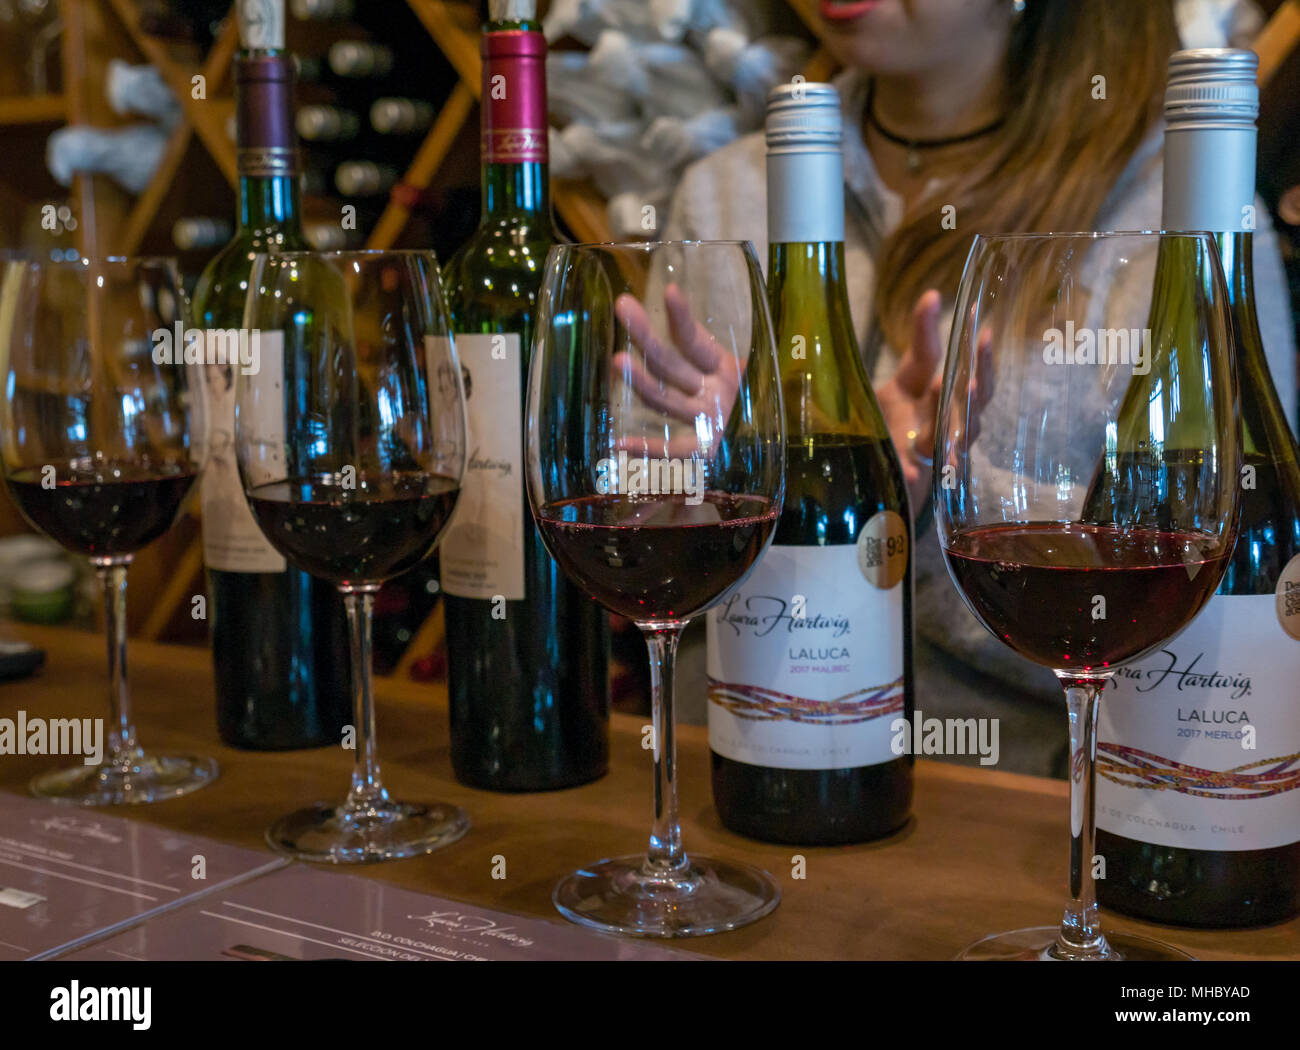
[641,623,689,874]
[93,557,140,766]
[341,586,388,810]
[1055,676,1109,959]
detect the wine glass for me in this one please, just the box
[0,255,217,804]
[934,232,1240,960]
[527,241,785,936]
[237,250,468,863]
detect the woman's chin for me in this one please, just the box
[819,1,916,72]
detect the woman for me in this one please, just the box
[661,0,1298,758]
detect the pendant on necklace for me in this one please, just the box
[905,148,922,174]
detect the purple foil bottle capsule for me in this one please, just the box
[236,53,300,177]
[480,29,548,165]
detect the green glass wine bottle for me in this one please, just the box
[707,83,914,844]
[192,0,350,749]
[1090,49,1300,927]
[440,0,609,790]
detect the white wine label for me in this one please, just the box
[200,330,286,573]
[1276,552,1300,640]
[707,542,905,771]
[439,333,525,601]
[1097,593,1300,851]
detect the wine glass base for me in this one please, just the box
[266,799,469,864]
[30,753,218,805]
[957,925,1195,961]
[553,854,780,938]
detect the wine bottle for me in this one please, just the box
[304,220,360,250]
[328,40,394,79]
[296,104,361,143]
[191,0,350,750]
[441,0,609,791]
[1092,49,1300,926]
[334,160,397,196]
[300,165,328,197]
[296,54,326,84]
[370,97,434,136]
[173,216,233,251]
[291,0,354,20]
[707,83,914,844]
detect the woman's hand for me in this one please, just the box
[612,283,740,428]
[612,284,985,515]
[876,290,945,512]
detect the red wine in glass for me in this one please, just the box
[246,474,460,586]
[237,248,469,864]
[5,461,198,558]
[527,240,786,937]
[945,523,1229,675]
[535,493,777,622]
[0,254,218,805]
[935,229,1240,963]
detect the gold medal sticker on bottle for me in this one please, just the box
[857,509,908,589]
[1276,552,1300,640]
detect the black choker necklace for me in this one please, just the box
[866,103,1005,174]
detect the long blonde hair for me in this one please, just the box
[874,0,1181,353]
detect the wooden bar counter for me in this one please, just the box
[1,624,1296,961]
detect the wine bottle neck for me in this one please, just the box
[767,240,883,437]
[238,175,302,237]
[1215,230,1297,455]
[766,149,844,245]
[482,161,549,219]
[479,21,550,224]
[234,49,302,239]
[1160,49,1296,457]
[1162,126,1257,235]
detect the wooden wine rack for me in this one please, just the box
[2,0,1299,663]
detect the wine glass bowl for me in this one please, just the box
[528,240,785,936]
[238,250,468,863]
[935,232,1240,960]
[0,255,217,804]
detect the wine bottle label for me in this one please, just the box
[1096,592,1300,851]
[200,330,286,573]
[706,541,905,770]
[439,333,525,601]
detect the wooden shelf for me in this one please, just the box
[1259,0,1300,85]
[0,93,66,125]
